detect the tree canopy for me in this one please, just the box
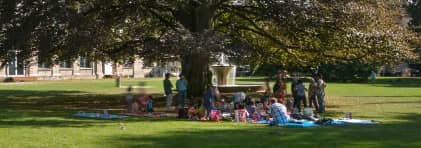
[0,0,417,96]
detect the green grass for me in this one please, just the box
[1,77,421,147]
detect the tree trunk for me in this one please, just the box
[181,52,211,98]
[175,4,215,98]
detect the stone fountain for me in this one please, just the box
[210,54,264,93]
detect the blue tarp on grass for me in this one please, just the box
[74,112,128,120]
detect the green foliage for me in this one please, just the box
[318,61,378,82]
[0,0,418,95]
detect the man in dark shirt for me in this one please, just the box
[163,73,173,112]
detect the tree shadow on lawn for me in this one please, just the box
[107,113,421,148]
[343,96,421,98]
[372,77,421,88]
[0,90,176,128]
[363,100,421,105]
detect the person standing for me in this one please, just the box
[293,80,307,111]
[176,74,188,110]
[315,74,327,113]
[261,78,271,106]
[203,86,216,119]
[291,78,298,106]
[273,79,287,103]
[308,78,318,111]
[163,73,173,112]
[370,71,377,84]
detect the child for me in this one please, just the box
[187,105,199,120]
[146,96,154,116]
[245,99,256,116]
[235,104,249,122]
[215,98,225,111]
[126,86,134,113]
[137,94,149,113]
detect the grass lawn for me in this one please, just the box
[1,77,421,147]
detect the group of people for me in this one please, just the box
[272,72,327,114]
[125,70,328,126]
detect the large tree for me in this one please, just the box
[0,0,416,97]
[408,0,421,56]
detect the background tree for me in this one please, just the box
[0,0,416,97]
[407,0,421,58]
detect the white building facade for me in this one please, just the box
[0,52,152,80]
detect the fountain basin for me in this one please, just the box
[216,85,265,93]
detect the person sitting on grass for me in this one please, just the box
[235,104,249,122]
[137,92,149,113]
[268,98,290,126]
[187,104,200,120]
[290,107,319,122]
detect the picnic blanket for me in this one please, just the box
[74,112,128,119]
[257,118,379,128]
[123,112,178,118]
[330,119,379,125]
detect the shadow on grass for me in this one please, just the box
[372,77,421,88]
[0,89,174,128]
[363,100,421,105]
[343,96,421,98]
[106,113,421,148]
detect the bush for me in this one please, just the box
[3,77,15,82]
[318,61,378,82]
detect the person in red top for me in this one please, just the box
[273,79,287,103]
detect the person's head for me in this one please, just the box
[309,77,315,83]
[179,74,184,79]
[297,80,303,84]
[127,86,132,92]
[316,73,323,80]
[165,73,171,79]
[239,104,245,109]
[269,98,277,104]
[293,77,298,83]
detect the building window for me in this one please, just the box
[80,56,91,68]
[60,60,72,68]
[122,60,133,68]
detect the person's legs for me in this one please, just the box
[310,95,319,111]
[180,90,187,107]
[308,95,313,108]
[206,105,212,119]
[317,94,325,113]
[293,96,300,111]
[302,95,307,108]
[165,94,173,112]
[294,96,301,111]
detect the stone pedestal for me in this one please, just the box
[95,61,104,79]
[72,58,80,79]
[52,65,61,78]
